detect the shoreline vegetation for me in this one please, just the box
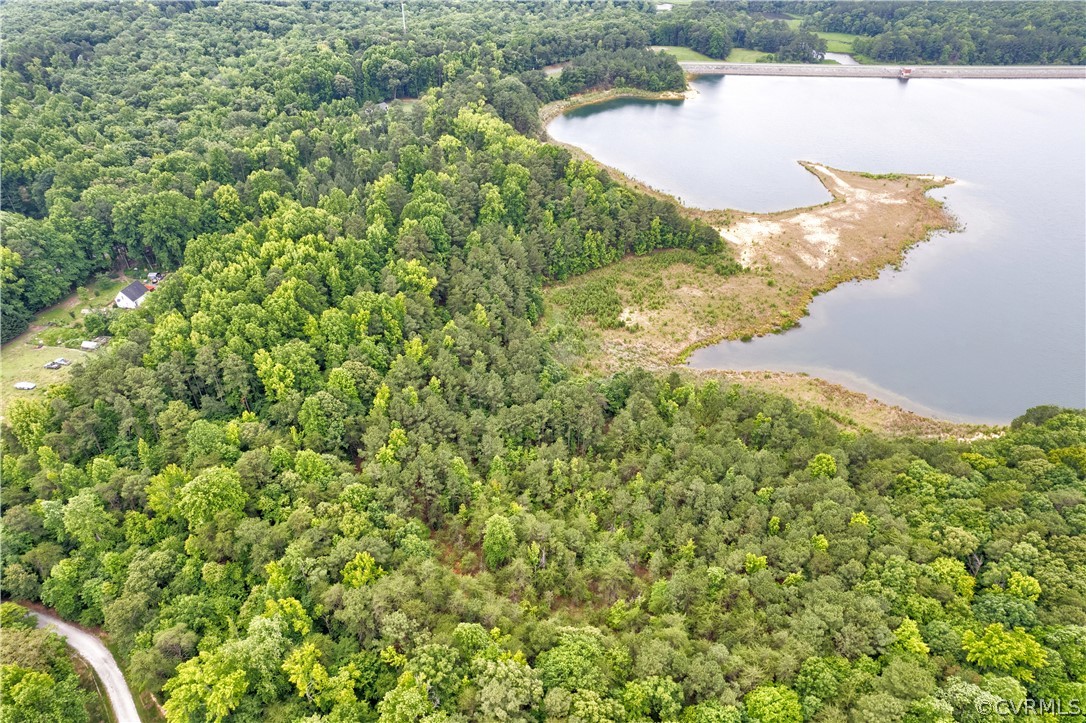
[539,87,697,206]
[537,86,696,126]
[541,89,979,435]
[685,368,1001,440]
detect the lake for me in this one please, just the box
[548,75,1086,423]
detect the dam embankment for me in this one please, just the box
[679,62,1086,79]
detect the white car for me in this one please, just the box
[14,382,37,390]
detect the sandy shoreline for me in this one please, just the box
[682,368,1003,438]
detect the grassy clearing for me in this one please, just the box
[546,248,747,368]
[34,274,127,326]
[0,273,131,418]
[0,341,90,417]
[652,45,715,62]
[549,249,737,331]
[817,31,860,53]
[725,48,772,63]
[779,18,860,53]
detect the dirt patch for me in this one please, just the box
[703,162,953,280]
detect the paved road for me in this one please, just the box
[680,61,1086,79]
[33,610,142,723]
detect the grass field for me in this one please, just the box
[725,48,772,63]
[34,275,128,327]
[782,17,860,53]
[652,45,715,62]
[0,342,90,417]
[817,31,860,53]
[724,48,842,65]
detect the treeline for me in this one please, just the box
[651,1,1086,65]
[652,9,828,63]
[806,1,1086,64]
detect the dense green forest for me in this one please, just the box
[2,2,1086,723]
[804,2,1086,65]
[0,0,696,342]
[649,2,1086,66]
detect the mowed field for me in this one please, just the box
[783,17,861,53]
[0,342,89,418]
[0,274,130,418]
[816,31,860,53]
[651,45,715,62]
[725,48,771,63]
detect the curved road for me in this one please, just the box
[33,610,142,723]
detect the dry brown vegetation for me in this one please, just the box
[548,162,956,364]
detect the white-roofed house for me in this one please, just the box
[115,281,149,309]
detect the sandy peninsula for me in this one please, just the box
[544,158,968,434]
[548,161,956,363]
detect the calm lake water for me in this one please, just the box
[548,76,1086,423]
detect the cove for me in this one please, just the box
[548,75,1086,423]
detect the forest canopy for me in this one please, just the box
[1,2,1085,723]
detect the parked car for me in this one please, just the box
[13,382,36,390]
[44,361,62,370]
[54,358,71,366]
